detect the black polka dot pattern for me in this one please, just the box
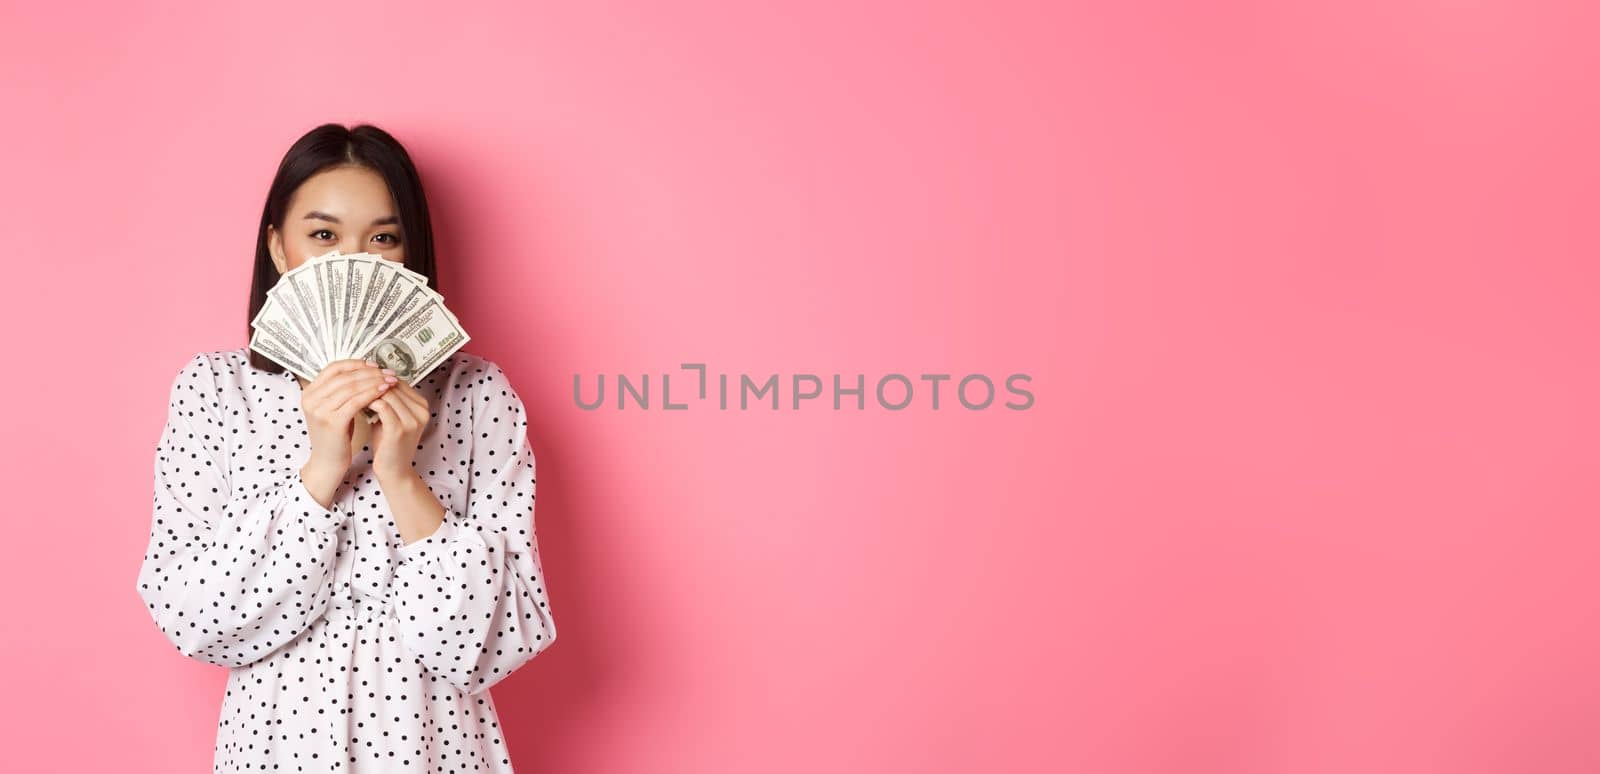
[135,347,557,772]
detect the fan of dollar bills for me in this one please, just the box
[249,249,469,412]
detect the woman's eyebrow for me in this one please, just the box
[302,210,401,226]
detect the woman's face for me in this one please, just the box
[267,165,406,274]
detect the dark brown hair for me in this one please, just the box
[246,123,439,373]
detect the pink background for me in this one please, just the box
[2,1,1596,772]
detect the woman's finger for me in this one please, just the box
[305,359,378,397]
[372,379,426,425]
[367,391,398,428]
[331,378,392,418]
[387,390,422,431]
[321,372,389,407]
[306,365,386,405]
[388,380,431,422]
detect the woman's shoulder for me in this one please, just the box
[170,346,260,381]
[189,346,251,368]
[435,349,528,414]
[439,348,511,384]
[166,346,233,380]
[166,346,287,396]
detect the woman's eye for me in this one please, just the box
[373,233,401,246]
[311,229,335,240]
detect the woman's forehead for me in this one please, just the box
[292,167,396,216]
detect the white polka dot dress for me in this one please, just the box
[135,347,558,772]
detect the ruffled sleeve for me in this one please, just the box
[390,360,558,695]
[135,353,351,668]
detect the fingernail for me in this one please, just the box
[365,359,379,366]
[381,368,396,376]
[378,382,391,390]
[384,375,397,383]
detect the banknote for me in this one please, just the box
[353,295,469,385]
[247,323,318,382]
[271,266,331,364]
[248,249,471,420]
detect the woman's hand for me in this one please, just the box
[368,378,432,484]
[299,359,396,506]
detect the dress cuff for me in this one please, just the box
[288,474,346,531]
[399,518,461,564]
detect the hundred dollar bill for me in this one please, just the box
[248,324,318,382]
[261,283,323,367]
[324,255,349,359]
[272,266,330,365]
[308,256,336,359]
[337,254,370,359]
[353,295,470,385]
[300,248,341,354]
[338,254,379,359]
[341,254,390,357]
[347,262,435,359]
[251,296,320,370]
[362,249,431,288]
[344,258,399,359]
